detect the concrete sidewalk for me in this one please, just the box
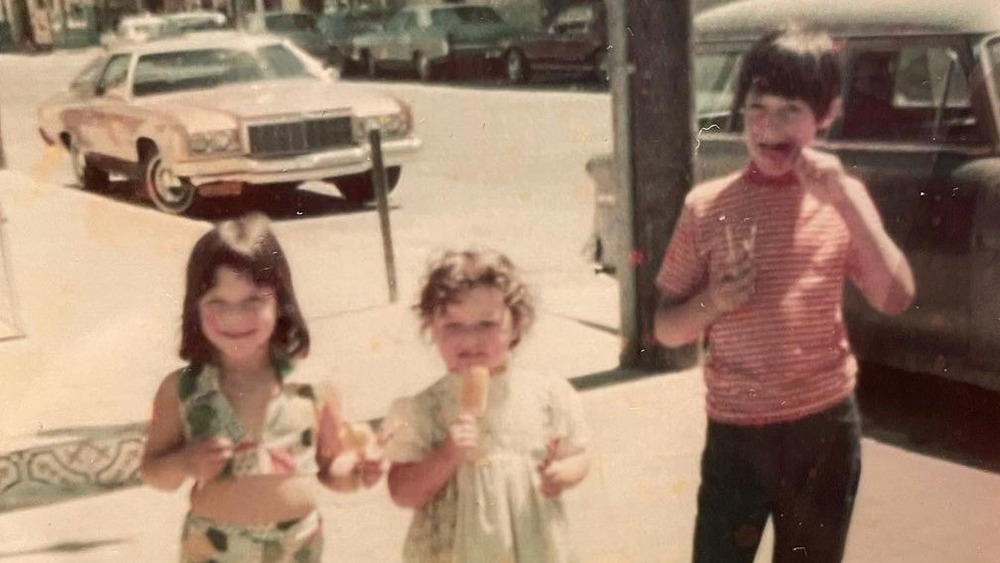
[1,170,998,561]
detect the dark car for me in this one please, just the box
[317,9,392,75]
[351,4,523,81]
[589,0,1000,391]
[247,11,336,67]
[501,1,607,84]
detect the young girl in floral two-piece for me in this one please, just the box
[140,213,384,562]
[384,249,591,562]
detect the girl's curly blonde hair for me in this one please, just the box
[415,249,535,348]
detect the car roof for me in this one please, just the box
[695,0,1000,43]
[109,30,284,56]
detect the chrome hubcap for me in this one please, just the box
[151,157,189,206]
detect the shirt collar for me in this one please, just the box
[743,162,798,189]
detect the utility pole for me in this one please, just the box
[613,0,700,371]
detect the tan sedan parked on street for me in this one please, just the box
[38,31,421,214]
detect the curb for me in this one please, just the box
[0,368,674,513]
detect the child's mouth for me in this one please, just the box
[759,141,796,159]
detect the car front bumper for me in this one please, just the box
[172,135,422,186]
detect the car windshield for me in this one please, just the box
[131,44,314,96]
[164,15,227,33]
[431,7,502,26]
[987,37,1000,114]
[266,13,318,32]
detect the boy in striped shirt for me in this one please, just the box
[654,27,915,562]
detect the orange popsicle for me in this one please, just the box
[460,366,491,416]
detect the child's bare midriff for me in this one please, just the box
[189,475,318,525]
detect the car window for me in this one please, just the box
[431,7,502,27]
[97,54,131,93]
[267,13,317,32]
[385,11,409,33]
[131,45,314,96]
[71,56,107,92]
[552,5,593,34]
[841,45,982,144]
[694,51,742,131]
[988,37,1000,114]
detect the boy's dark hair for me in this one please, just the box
[733,25,842,121]
[415,249,535,348]
[180,213,310,368]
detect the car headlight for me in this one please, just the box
[188,130,240,154]
[353,108,412,142]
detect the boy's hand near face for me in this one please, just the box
[794,147,852,207]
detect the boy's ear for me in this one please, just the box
[818,97,842,130]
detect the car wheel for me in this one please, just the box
[415,51,434,82]
[505,50,529,84]
[332,166,401,204]
[593,49,610,86]
[142,148,199,214]
[69,137,109,191]
[361,50,377,78]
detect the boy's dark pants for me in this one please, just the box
[693,396,861,563]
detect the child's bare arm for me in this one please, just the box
[140,373,232,490]
[654,253,756,347]
[538,446,590,498]
[386,414,475,508]
[795,148,915,314]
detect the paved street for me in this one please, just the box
[0,49,998,562]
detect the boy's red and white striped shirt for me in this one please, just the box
[657,165,864,425]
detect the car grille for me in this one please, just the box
[248,116,354,157]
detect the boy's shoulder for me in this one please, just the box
[685,169,747,211]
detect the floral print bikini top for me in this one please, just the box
[178,363,320,480]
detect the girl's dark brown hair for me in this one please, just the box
[415,249,535,348]
[733,25,842,121]
[180,213,309,367]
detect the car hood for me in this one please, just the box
[137,78,402,130]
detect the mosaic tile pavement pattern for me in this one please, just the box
[0,424,146,512]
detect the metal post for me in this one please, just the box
[617,0,699,371]
[368,128,398,303]
[0,108,6,170]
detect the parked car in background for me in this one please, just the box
[589,0,1000,391]
[317,8,393,75]
[351,4,522,81]
[247,11,337,67]
[162,10,229,35]
[38,31,421,214]
[501,0,607,84]
[100,13,165,49]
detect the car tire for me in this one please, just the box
[505,49,529,84]
[332,166,401,204]
[142,148,200,215]
[69,137,109,192]
[361,50,377,78]
[415,51,434,82]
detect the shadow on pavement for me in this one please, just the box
[62,179,382,222]
[856,362,1000,474]
[0,538,127,559]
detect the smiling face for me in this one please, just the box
[198,266,277,367]
[743,88,837,177]
[430,285,518,376]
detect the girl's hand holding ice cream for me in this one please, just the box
[446,413,480,463]
[329,421,388,489]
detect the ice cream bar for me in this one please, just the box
[460,366,491,416]
[339,421,372,453]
